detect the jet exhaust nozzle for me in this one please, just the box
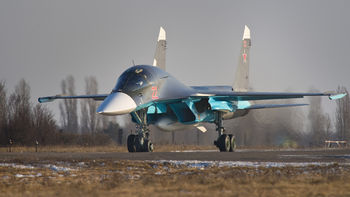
[97,92,136,115]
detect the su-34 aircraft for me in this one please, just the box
[39,26,346,152]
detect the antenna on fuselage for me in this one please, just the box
[132,59,136,66]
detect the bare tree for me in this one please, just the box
[32,104,57,145]
[324,113,332,141]
[80,100,89,133]
[7,79,33,144]
[80,76,100,133]
[59,75,78,133]
[308,89,328,147]
[335,86,350,141]
[86,76,99,132]
[101,116,110,130]
[0,80,59,145]
[0,81,7,144]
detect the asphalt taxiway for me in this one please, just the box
[0,149,349,163]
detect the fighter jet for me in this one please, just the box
[39,26,346,152]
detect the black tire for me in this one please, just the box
[229,134,236,152]
[135,135,145,152]
[218,134,230,152]
[143,140,154,152]
[127,134,136,152]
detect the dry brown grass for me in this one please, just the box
[0,159,350,197]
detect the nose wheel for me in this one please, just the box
[128,109,154,152]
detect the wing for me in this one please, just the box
[191,91,347,101]
[38,94,109,103]
[188,90,346,111]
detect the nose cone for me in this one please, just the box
[97,92,137,115]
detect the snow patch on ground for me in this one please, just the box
[14,173,42,178]
[148,160,350,169]
[0,163,76,172]
[45,164,75,172]
[0,163,35,169]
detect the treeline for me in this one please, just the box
[0,79,122,146]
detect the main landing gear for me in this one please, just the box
[127,109,154,152]
[127,134,153,152]
[213,112,236,152]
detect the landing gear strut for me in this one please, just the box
[127,109,154,152]
[213,111,236,152]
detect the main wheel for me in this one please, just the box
[127,134,136,152]
[218,134,230,152]
[229,134,236,152]
[135,135,145,152]
[143,140,154,152]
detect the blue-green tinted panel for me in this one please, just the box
[147,103,167,114]
[208,97,234,112]
[147,105,156,113]
[156,103,167,113]
[237,101,251,109]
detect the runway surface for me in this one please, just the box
[1,149,349,163]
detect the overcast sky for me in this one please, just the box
[0,0,349,122]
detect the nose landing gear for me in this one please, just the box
[127,109,154,152]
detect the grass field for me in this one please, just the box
[0,146,350,197]
[0,159,350,196]
[1,160,350,197]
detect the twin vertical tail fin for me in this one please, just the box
[153,25,248,83]
[233,25,251,92]
[153,27,166,71]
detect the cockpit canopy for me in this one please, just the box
[113,66,155,93]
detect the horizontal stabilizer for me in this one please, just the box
[246,103,308,110]
[191,86,233,92]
